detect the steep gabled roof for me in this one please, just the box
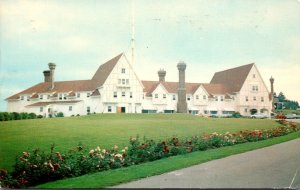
[210,63,254,93]
[202,83,231,95]
[6,54,124,100]
[91,53,123,87]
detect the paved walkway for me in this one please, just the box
[113,138,300,188]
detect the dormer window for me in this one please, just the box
[163,94,166,99]
[187,96,191,101]
[196,95,199,100]
[59,94,63,100]
[220,96,224,101]
[121,68,125,74]
[155,94,158,98]
[39,95,43,100]
[253,74,256,78]
[87,93,90,98]
[203,95,206,100]
[172,95,176,100]
[21,96,24,100]
[77,93,80,98]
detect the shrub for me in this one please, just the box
[37,115,43,119]
[0,112,5,121]
[56,112,64,117]
[28,113,37,119]
[232,112,241,118]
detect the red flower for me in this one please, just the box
[163,146,169,153]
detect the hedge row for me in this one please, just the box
[0,120,298,188]
[0,112,44,121]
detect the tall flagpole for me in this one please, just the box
[131,0,135,66]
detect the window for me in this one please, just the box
[130,92,133,98]
[40,107,43,112]
[64,94,67,100]
[245,96,248,102]
[215,96,218,101]
[261,97,264,102]
[122,79,125,85]
[252,85,258,91]
[108,106,112,112]
[77,93,80,98]
[220,96,224,101]
[27,96,30,101]
[59,94,63,100]
[126,79,129,85]
[121,68,125,73]
[253,74,256,78]
[21,96,24,100]
[196,95,199,100]
[203,95,206,100]
[122,92,125,97]
[118,79,121,84]
[163,94,166,99]
[187,96,191,101]
[87,106,90,113]
[113,92,117,98]
[172,95,176,100]
[155,94,158,98]
[245,108,248,113]
[87,93,90,98]
[39,95,43,100]
[69,106,72,111]
[253,96,256,101]
[204,110,208,114]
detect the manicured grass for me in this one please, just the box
[36,129,300,188]
[0,114,282,171]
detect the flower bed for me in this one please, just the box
[0,121,299,188]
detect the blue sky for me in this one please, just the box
[1,0,300,111]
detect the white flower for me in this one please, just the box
[95,146,101,152]
[115,153,123,158]
[89,150,95,155]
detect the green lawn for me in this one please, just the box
[0,114,282,171]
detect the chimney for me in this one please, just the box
[270,76,275,112]
[177,61,187,113]
[48,62,56,90]
[158,69,166,82]
[43,70,51,82]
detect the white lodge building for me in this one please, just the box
[6,53,273,117]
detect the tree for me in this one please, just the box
[277,92,286,102]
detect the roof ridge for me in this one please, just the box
[215,63,254,74]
